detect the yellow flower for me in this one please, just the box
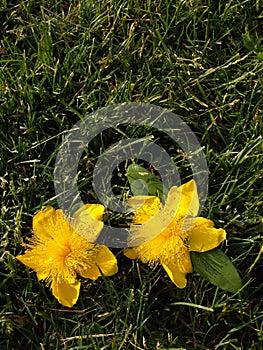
[124,180,226,288]
[17,205,118,307]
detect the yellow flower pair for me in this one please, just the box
[17,180,226,307]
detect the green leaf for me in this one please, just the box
[127,164,167,200]
[191,249,242,293]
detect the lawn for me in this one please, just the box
[0,1,263,349]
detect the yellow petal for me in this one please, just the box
[128,196,161,224]
[161,262,188,288]
[72,204,104,242]
[164,179,199,221]
[17,252,50,280]
[37,271,49,280]
[73,204,105,221]
[78,245,118,280]
[51,278,80,307]
[32,206,58,240]
[123,248,139,259]
[17,253,34,269]
[187,217,226,252]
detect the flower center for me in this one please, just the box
[161,220,180,238]
[59,243,72,258]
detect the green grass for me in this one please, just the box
[1,0,263,349]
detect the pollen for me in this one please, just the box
[161,221,181,239]
[59,243,72,258]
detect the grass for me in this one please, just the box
[0,0,263,349]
